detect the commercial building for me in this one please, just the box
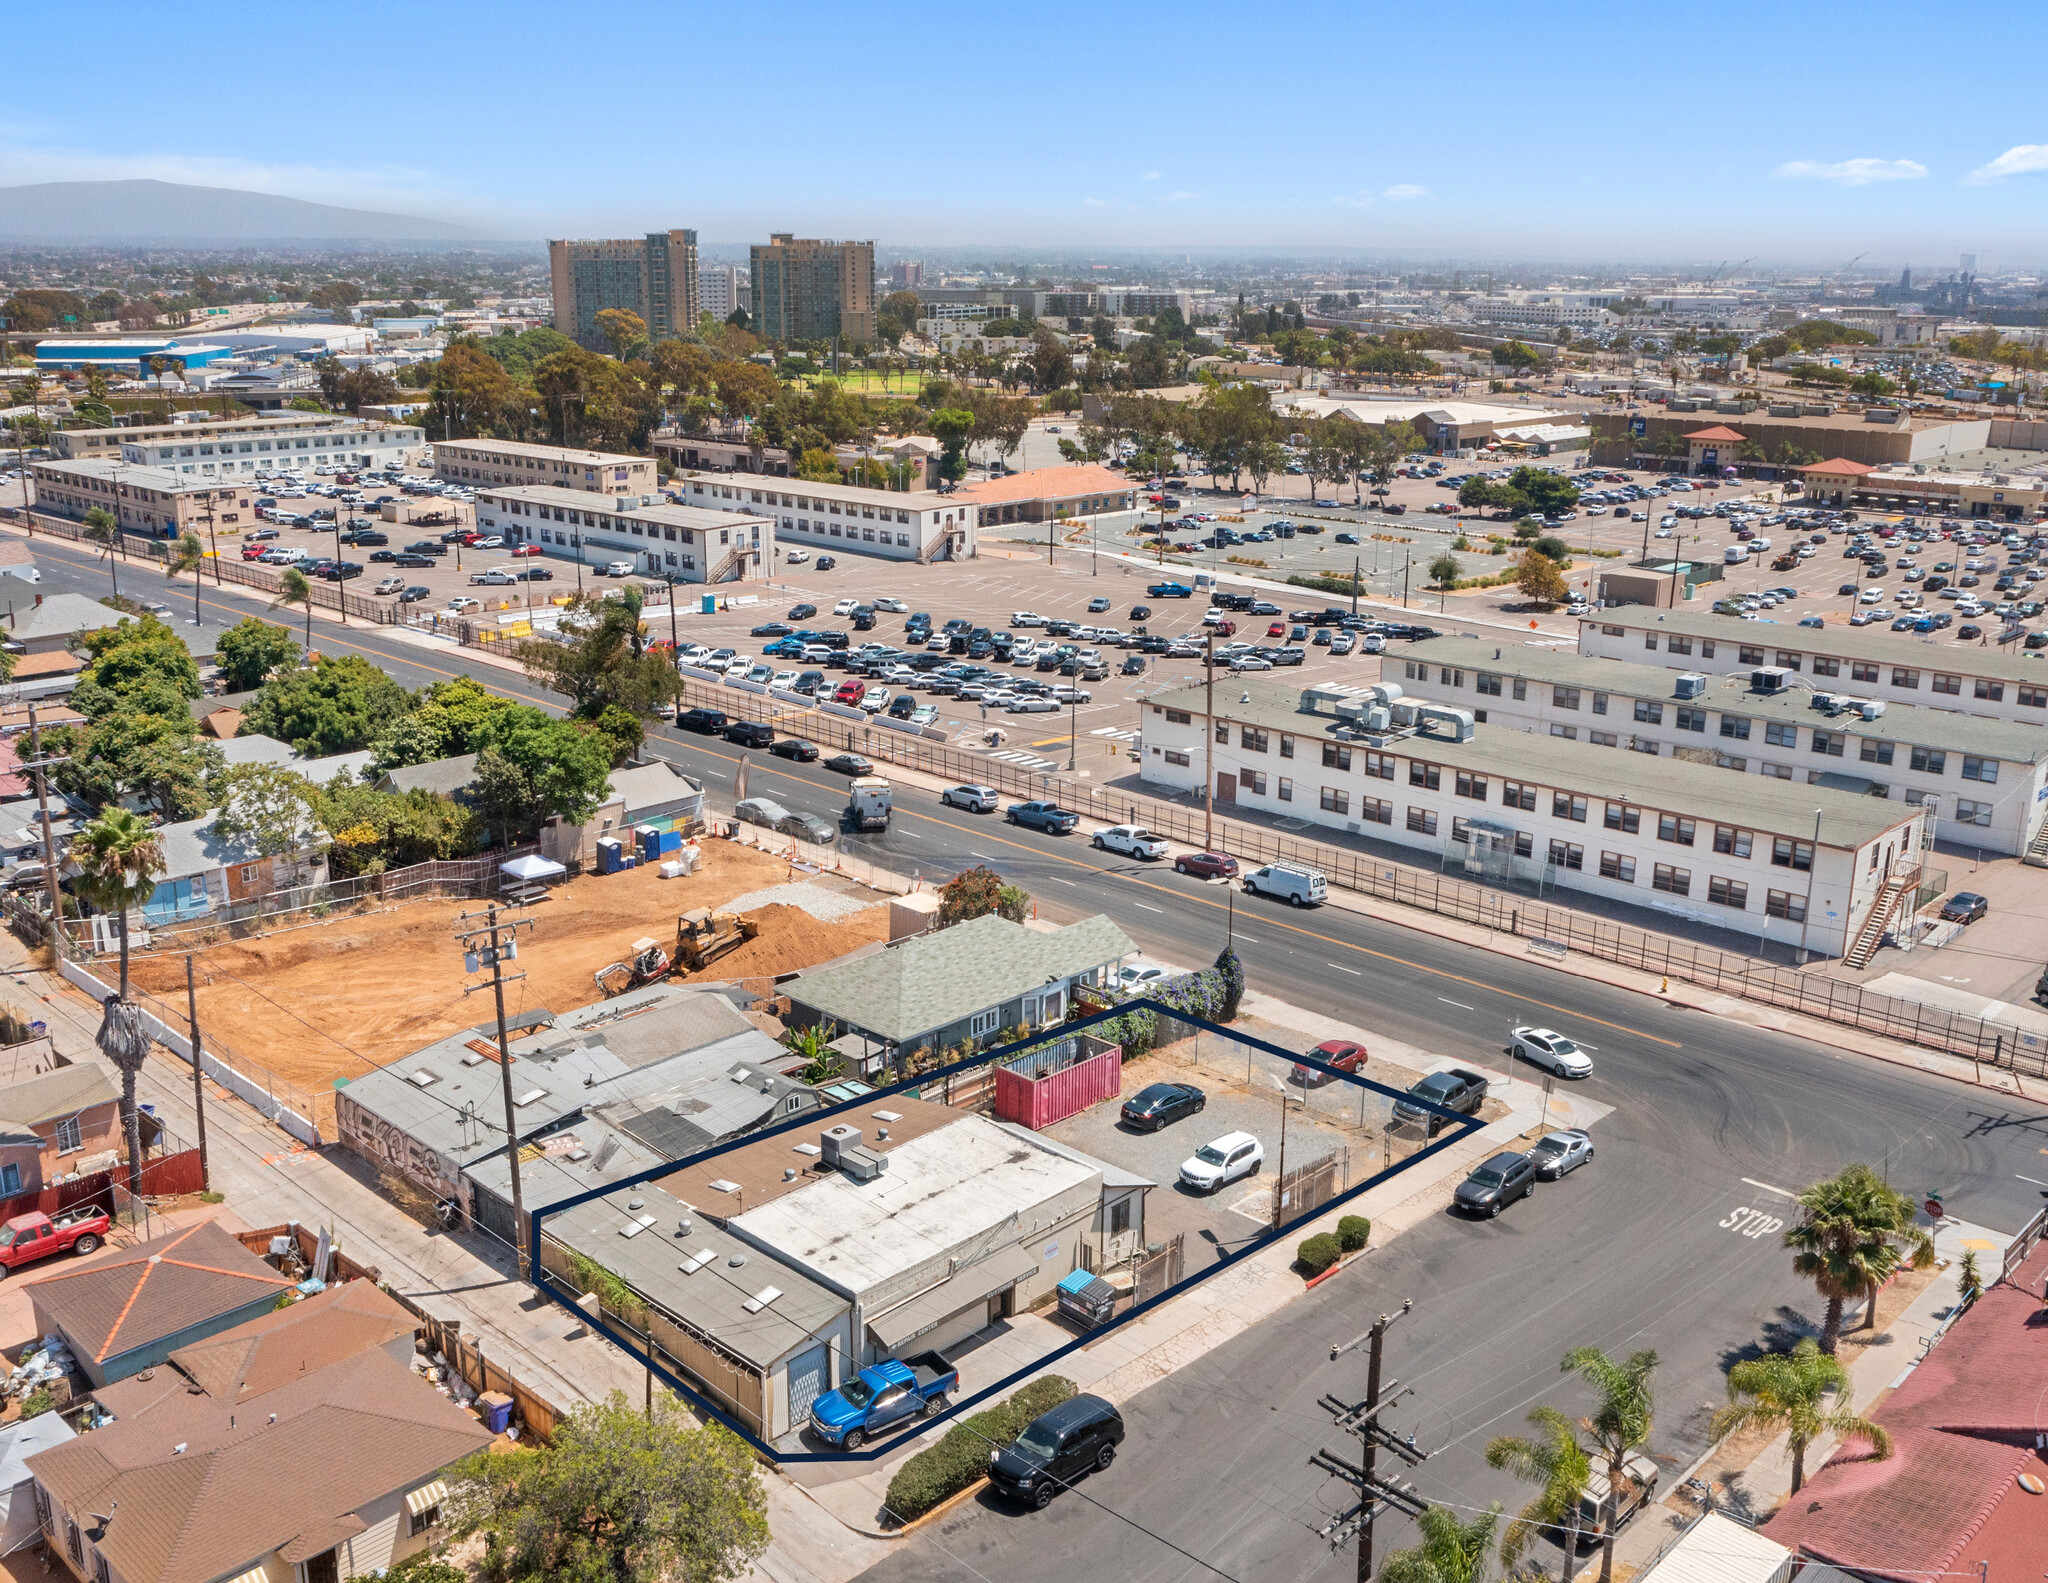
[1590,408,1991,471]
[1579,607,2048,731]
[1278,395,1578,455]
[671,473,974,563]
[750,235,876,346]
[1397,635,2048,857]
[432,437,657,495]
[50,411,410,468]
[1469,292,1616,330]
[1799,458,2044,519]
[31,337,232,372]
[472,483,773,581]
[27,459,256,540]
[548,229,701,350]
[1139,680,1929,959]
[957,463,1138,525]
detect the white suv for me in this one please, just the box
[1011,611,1045,627]
[1179,1132,1265,1194]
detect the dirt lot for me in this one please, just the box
[126,839,887,1087]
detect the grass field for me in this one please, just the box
[787,369,922,397]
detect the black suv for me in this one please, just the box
[722,720,774,748]
[1391,1068,1488,1136]
[676,708,728,734]
[988,1394,1125,1509]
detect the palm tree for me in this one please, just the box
[1785,1165,1935,1352]
[166,531,203,625]
[1560,1348,1658,1583]
[82,505,122,600]
[1381,1503,1502,1583]
[72,807,166,1198]
[273,566,314,648]
[1711,1337,1892,1494]
[1486,1406,1593,1583]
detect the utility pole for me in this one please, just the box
[1203,630,1217,853]
[455,906,535,1268]
[23,701,65,948]
[184,955,210,1190]
[1352,554,1361,620]
[1401,554,1412,610]
[1315,1300,1430,1582]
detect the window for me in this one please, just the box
[1455,771,1488,800]
[1676,707,1707,733]
[1708,877,1749,909]
[409,1503,442,1537]
[1812,657,1841,678]
[1280,735,1295,759]
[1592,692,1608,715]
[239,865,256,884]
[1955,797,1993,826]
[1713,826,1753,858]
[1603,624,1624,636]
[1652,863,1691,896]
[2020,686,2048,708]
[1320,787,1349,814]
[0,1162,17,1195]
[1775,652,1802,671]
[1701,640,1715,659]
[1512,678,1528,701]
[1548,840,1583,870]
[1553,792,1587,822]
[1215,722,1228,743]
[1451,815,1471,844]
[1477,672,1502,696]
[1860,739,1894,766]
[1644,633,1659,650]
[1739,645,1765,665]
[1238,768,1268,796]
[1277,776,1293,802]
[1772,837,1814,872]
[1110,1196,1132,1238]
[1363,751,1395,780]
[1811,731,1845,758]
[1763,762,1794,780]
[1910,746,1947,775]
[1766,889,1807,922]
[1931,673,1961,695]
[1668,637,1693,656]
[1553,686,1580,711]
[1721,715,1752,741]
[1501,781,1537,811]
[1765,722,1799,748]
[1406,807,1438,836]
[1590,730,1618,747]
[54,1116,81,1153]
[970,1008,1002,1037]
[1974,678,2005,702]
[1165,709,1191,725]
[1410,762,1440,790]
[1633,699,1663,725]
[1657,814,1695,845]
[1241,727,1269,752]
[1891,667,1919,689]
[1163,749,1189,767]
[1321,742,1352,770]
[1604,803,1640,833]
[1599,852,1636,883]
[1361,797,1393,824]
[1403,660,1422,680]
[1550,724,1577,740]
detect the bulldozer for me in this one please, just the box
[675,907,759,973]
[593,936,672,999]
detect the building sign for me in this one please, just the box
[1702,449,1719,467]
[1629,417,1647,438]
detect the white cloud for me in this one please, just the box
[1381,183,1430,200]
[1082,197,1105,206]
[1333,192,1374,209]
[1965,144,2048,184]
[1141,170,1162,180]
[1772,157,1926,187]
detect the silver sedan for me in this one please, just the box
[1528,1130,1593,1181]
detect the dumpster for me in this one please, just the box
[1055,1269,1117,1329]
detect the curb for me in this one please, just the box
[1303,1241,1375,1290]
[865,1473,992,1538]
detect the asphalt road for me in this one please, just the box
[25,530,2048,1581]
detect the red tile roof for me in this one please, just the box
[1761,1233,2048,1582]
[1799,457,1879,475]
[957,464,1133,505]
[1681,426,1747,443]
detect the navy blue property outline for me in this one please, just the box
[528,997,1484,1463]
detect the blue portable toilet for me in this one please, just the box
[700,594,717,615]
[597,837,624,874]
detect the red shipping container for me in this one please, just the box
[994,1037,1122,1130]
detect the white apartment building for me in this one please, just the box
[674,474,977,563]
[1138,679,1929,960]
[699,264,750,321]
[1469,293,1616,330]
[1398,636,2048,857]
[473,484,772,582]
[52,413,425,476]
[432,438,658,496]
[1579,608,2048,730]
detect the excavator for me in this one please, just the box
[593,909,760,996]
[593,937,671,999]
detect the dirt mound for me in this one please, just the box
[691,902,877,985]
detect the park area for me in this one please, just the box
[123,839,889,1090]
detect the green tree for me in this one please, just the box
[214,617,300,693]
[930,407,975,481]
[586,703,644,767]
[795,447,841,482]
[70,615,201,720]
[1429,552,1462,588]
[1560,1349,1658,1583]
[445,1391,768,1583]
[1849,370,1895,398]
[245,654,414,756]
[1486,1405,1593,1583]
[1784,1164,1935,1353]
[1710,1338,1891,1494]
[52,708,218,821]
[72,807,165,1196]
[1508,466,1579,516]
[1380,1504,1502,1583]
[211,762,322,858]
[313,780,480,876]
[273,566,315,648]
[1516,548,1569,605]
[937,864,1007,927]
[165,531,204,625]
[1495,340,1542,372]
[518,596,673,718]
[592,307,647,361]
[478,714,613,835]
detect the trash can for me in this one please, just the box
[1055,1269,1117,1329]
[478,1391,515,1435]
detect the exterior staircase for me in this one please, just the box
[1844,867,1917,970]
[2025,819,2048,868]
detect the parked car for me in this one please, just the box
[1290,1040,1367,1087]
[807,1351,959,1451]
[1454,1151,1537,1217]
[399,585,432,603]
[469,568,517,586]
[1241,862,1326,906]
[735,796,792,830]
[1007,801,1079,834]
[779,810,838,845]
[515,566,555,582]
[770,738,820,762]
[722,720,774,748]
[0,1206,109,1277]
[1091,825,1167,859]
[1941,891,1989,924]
[824,752,874,776]
[941,783,999,812]
[1528,1130,1594,1181]
[1179,1131,1264,1193]
[676,707,728,734]
[1173,851,1239,880]
[787,603,818,620]
[1392,1068,1488,1136]
[986,1394,1125,1509]
[374,576,407,595]
[1120,1082,1205,1132]
[1509,1026,1594,1078]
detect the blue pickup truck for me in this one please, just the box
[1147,581,1194,598]
[1006,801,1080,835]
[807,1351,959,1450]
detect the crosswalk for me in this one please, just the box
[1089,726,1142,743]
[985,748,1059,769]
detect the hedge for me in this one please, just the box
[1337,1215,1371,1253]
[882,1374,1077,1524]
[1297,1233,1342,1275]
[1091,946,1243,1058]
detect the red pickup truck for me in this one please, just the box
[0,1207,108,1278]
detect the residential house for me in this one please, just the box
[0,595,136,657]
[375,751,479,803]
[24,1219,294,1387]
[139,807,330,926]
[0,1413,73,1556]
[0,1067,121,1197]
[539,758,705,866]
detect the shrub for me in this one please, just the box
[1336,1215,1371,1253]
[884,1375,1076,1524]
[1296,1233,1342,1275]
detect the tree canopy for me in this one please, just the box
[244,654,414,756]
[213,617,301,693]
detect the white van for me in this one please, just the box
[1723,544,1750,564]
[1242,862,1328,907]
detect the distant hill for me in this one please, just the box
[0,179,482,243]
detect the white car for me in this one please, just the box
[1006,694,1058,713]
[1179,1131,1265,1194]
[723,656,753,675]
[1358,633,1386,654]
[834,598,860,616]
[1116,961,1170,991]
[1010,611,1045,627]
[872,596,907,613]
[1093,825,1167,860]
[771,670,800,690]
[1510,1026,1594,1078]
[860,687,889,712]
[785,549,810,564]
[444,596,481,613]
[1231,656,1274,672]
[942,784,999,812]
[1859,588,1883,604]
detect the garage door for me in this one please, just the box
[787,1344,829,1424]
[922,1293,1003,1357]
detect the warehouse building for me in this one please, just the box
[1397,636,2048,857]
[472,483,773,582]
[1140,680,1929,959]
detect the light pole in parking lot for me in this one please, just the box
[1066,687,1078,772]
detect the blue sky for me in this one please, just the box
[6,0,2047,267]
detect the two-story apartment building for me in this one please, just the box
[50,413,425,477]
[432,437,657,495]
[472,484,773,582]
[675,473,977,563]
[1398,635,2048,856]
[1140,680,1930,959]
[29,458,254,540]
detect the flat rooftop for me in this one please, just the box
[1580,607,2048,687]
[657,1095,962,1219]
[478,483,773,529]
[433,437,649,465]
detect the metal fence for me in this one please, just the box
[660,674,2048,1080]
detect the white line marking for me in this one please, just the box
[1329,963,1362,975]
[1055,878,1077,886]
[1234,934,1258,943]
[1437,997,1474,1010]
[901,831,923,839]
[1135,903,1164,913]
[1741,1177,1798,1200]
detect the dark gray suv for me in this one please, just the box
[988,1394,1125,1510]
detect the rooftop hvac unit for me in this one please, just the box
[1417,705,1476,742]
[837,1145,888,1182]
[1364,706,1391,731]
[1751,667,1793,694]
[1390,700,1419,727]
[1674,672,1707,699]
[818,1124,863,1167]
[1860,700,1887,720]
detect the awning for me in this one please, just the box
[406,1479,450,1517]
[501,854,566,882]
[222,1569,271,1583]
[867,1243,1040,1351]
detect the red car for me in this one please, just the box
[241,543,268,560]
[510,543,543,557]
[1290,1040,1368,1087]
[1173,851,1239,880]
[833,679,866,705]
[1267,622,1286,638]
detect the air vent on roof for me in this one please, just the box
[708,1179,740,1194]
[513,1088,548,1107]
[727,1254,747,1268]
[742,1286,783,1314]
[409,1070,439,1087]
[590,1136,620,1173]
